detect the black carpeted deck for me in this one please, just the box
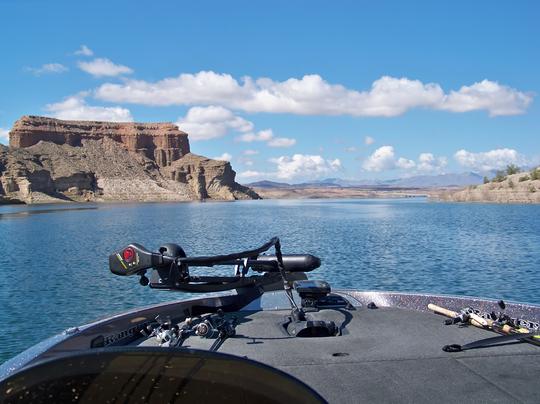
[147,306,540,403]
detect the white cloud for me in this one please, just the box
[26,63,68,76]
[267,137,296,148]
[212,152,232,162]
[270,154,341,180]
[440,80,533,117]
[237,170,264,179]
[74,45,93,56]
[94,71,533,117]
[78,58,133,77]
[454,148,527,171]
[0,128,9,145]
[363,146,400,171]
[243,149,259,155]
[363,146,448,173]
[45,94,133,122]
[364,136,375,145]
[236,129,274,142]
[176,106,253,140]
[345,146,357,153]
[417,153,448,172]
[176,106,296,146]
[236,129,296,148]
[396,157,416,170]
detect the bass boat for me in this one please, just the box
[1,237,539,403]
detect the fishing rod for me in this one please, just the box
[428,301,540,351]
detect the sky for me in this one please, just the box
[0,0,538,182]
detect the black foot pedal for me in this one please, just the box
[286,320,337,337]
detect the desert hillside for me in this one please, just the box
[438,167,540,203]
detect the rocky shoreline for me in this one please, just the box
[0,116,260,204]
[437,169,540,204]
[251,186,431,200]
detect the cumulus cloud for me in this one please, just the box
[45,94,133,122]
[176,106,253,140]
[454,148,527,171]
[270,154,341,180]
[417,153,448,172]
[396,157,416,170]
[94,71,533,117]
[236,129,296,148]
[440,80,533,117]
[26,63,68,76]
[212,152,232,162]
[0,128,9,145]
[175,106,295,147]
[363,146,400,171]
[78,58,133,77]
[74,45,93,56]
[364,136,375,145]
[363,146,447,173]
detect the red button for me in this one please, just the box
[123,247,135,262]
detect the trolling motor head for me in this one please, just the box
[108,237,321,293]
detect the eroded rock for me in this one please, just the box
[1,116,260,204]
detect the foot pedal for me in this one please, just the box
[286,320,337,338]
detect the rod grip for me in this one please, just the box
[428,303,458,318]
[469,313,490,328]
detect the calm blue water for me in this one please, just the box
[1,198,539,362]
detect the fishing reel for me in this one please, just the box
[143,311,238,350]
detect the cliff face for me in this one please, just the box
[10,116,190,167]
[438,171,540,204]
[1,116,260,204]
[165,153,260,200]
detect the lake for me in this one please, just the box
[1,198,539,362]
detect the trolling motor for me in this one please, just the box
[109,237,338,338]
[109,237,320,293]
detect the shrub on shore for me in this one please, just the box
[505,164,520,175]
[493,170,507,182]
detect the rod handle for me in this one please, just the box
[428,303,458,318]
[469,313,490,328]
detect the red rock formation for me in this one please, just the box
[9,116,190,166]
[2,116,260,203]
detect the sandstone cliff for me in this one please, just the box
[438,170,540,204]
[10,115,190,167]
[0,116,260,204]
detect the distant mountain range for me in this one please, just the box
[246,172,485,189]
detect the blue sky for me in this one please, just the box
[0,0,538,181]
